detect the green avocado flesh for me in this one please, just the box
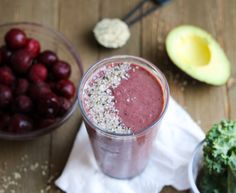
[166,25,231,85]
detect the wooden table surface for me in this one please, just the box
[0,0,235,192]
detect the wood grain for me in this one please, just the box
[98,0,141,59]
[49,0,100,192]
[141,0,231,192]
[142,1,188,193]
[0,0,235,193]
[224,0,236,120]
[182,0,228,131]
[0,0,59,192]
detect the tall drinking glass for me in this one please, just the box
[78,55,169,179]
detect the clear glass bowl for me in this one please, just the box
[188,140,204,193]
[0,22,83,140]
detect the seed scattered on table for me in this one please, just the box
[13,172,21,180]
[30,162,39,171]
[197,119,202,125]
[0,154,59,193]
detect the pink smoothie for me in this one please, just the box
[81,60,167,179]
[113,64,164,133]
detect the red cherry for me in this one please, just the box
[29,63,48,83]
[52,60,71,80]
[0,48,2,65]
[56,79,75,99]
[58,97,72,116]
[8,114,33,133]
[48,81,56,92]
[38,50,58,66]
[11,49,33,73]
[25,38,41,58]
[0,84,12,108]
[5,28,27,49]
[14,78,29,95]
[12,95,33,113]
[0,113,10,130]
[37,92,60,117]
[29,82,51,100]
[0,66,15,86]
[0,46,12,65]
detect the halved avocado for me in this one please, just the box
[166,25,231,85]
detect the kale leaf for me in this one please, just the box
[199,120,236,193]
[198,170,226,193]
[203,120,236,175]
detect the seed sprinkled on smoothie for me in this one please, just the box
[83,62,132,134]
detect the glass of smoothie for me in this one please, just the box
[78,55,169,179]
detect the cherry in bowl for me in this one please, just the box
[0,22,82,140]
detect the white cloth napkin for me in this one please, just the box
[55,97,205,193]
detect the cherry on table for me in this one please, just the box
[25,38,41,58]
[12,95,33,113]
[29,63,48,83]
[8,114,33,133]
[14,78,29,95]
[38,50,58,67]
[11,49,33,74]
[5,28,27,49]
[0,66,15,86]
[0,84,12,108]
[56,79,75,99]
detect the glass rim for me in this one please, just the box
[188,140,204,193]
[78,55,170,139]
[0,21,83,75]
[0,21,83,140]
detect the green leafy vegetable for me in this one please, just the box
[228,150,236,193]
[199,120,236,193]
[198,170,226,193]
